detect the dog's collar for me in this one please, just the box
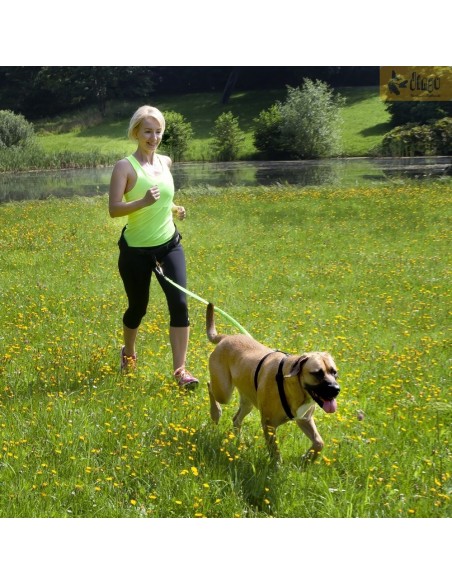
[279,358,325,416]
[255,352,311,421]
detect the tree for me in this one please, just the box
[253,104,284,157]
[210,112,245,161]
[0,66,157,118]
[36,67,156,117]
[160,111,194,161]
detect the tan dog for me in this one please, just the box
[206,303,340,463]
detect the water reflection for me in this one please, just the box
[1,157,451,203]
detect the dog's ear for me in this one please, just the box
[286,355,309,378]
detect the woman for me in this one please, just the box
[108,105,198,390]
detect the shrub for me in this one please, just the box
[380,117,452,156]
[0,109,35,149]
[381,124,434,156]
[278,81,345,159]
[161,110,193,161]
[432,117,452,154]
[210,111,245,161]
[385,101,452,127]
[253,104,285,157]
[253,80,345,159]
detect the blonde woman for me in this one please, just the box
[109,105,198,389]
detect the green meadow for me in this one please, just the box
[0,181,450,517]
[34,87,390,162]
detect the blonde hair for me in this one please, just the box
[127,105,166,141]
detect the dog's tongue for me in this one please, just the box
[323,399,337,414]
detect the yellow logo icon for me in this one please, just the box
[380,66,452,101]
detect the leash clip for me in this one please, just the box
[154,262,164,278]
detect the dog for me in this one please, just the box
[206,303,340,463]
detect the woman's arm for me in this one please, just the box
[108,159,160,218]
[162,155,186,220]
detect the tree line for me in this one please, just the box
[0,66,379,119]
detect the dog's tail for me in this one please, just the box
[206,303,226,344]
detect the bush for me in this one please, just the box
[380,117,452,156]
[253,80,345,159]
[432,117,452,154]
[161,110,193,161]
[210,111,245,161]
[385,101,452,127]
[278,81,345,159]
[0,109,35,149]
[253,104,284,157]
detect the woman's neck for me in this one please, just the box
[134,148,158,165]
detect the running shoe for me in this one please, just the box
[120,346,137,372]
[174,367,199,390]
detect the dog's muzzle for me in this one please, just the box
[306,382,340,414]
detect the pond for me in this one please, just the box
[1,156,451,203]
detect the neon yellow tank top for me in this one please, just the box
[123,154,175,247]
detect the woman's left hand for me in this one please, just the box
[173,205,186,220]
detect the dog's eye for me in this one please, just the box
[331,370,338,378]
[312,370,324,379]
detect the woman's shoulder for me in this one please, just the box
[158,154,173,169]
[113,157,134,173]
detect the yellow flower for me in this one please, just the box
[191,467,199,476]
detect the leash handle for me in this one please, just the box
[154,263,252,338]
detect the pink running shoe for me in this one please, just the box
[120,346,137,372]
[174,367,199,390]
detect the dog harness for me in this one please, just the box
[254,351,294,420]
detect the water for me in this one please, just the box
[1,157,451,203]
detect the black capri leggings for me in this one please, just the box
[118,228,189,329]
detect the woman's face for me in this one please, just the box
[136,116,164,152]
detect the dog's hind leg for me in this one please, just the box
[232,394,254,430]
[207,382,222,424]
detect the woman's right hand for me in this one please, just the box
[143,186,160,206]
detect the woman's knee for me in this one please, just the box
[123,305,147,329]
[169,299,189,327]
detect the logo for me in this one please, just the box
[380,66,452,101]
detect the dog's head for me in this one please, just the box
[285,352,340,413]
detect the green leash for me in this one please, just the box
[154,263,252,338]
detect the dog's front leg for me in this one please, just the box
[261,419,282,463]
[207,382,222,424]
[296,417,324,462]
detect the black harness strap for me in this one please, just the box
[254,351,294,420]
[254,350,286,391]
[276,356,294,419]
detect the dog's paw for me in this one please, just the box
[301,449,320,466]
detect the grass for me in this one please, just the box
[0,180,450,518]
[32,86,390,163]
[339,87,391,155]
